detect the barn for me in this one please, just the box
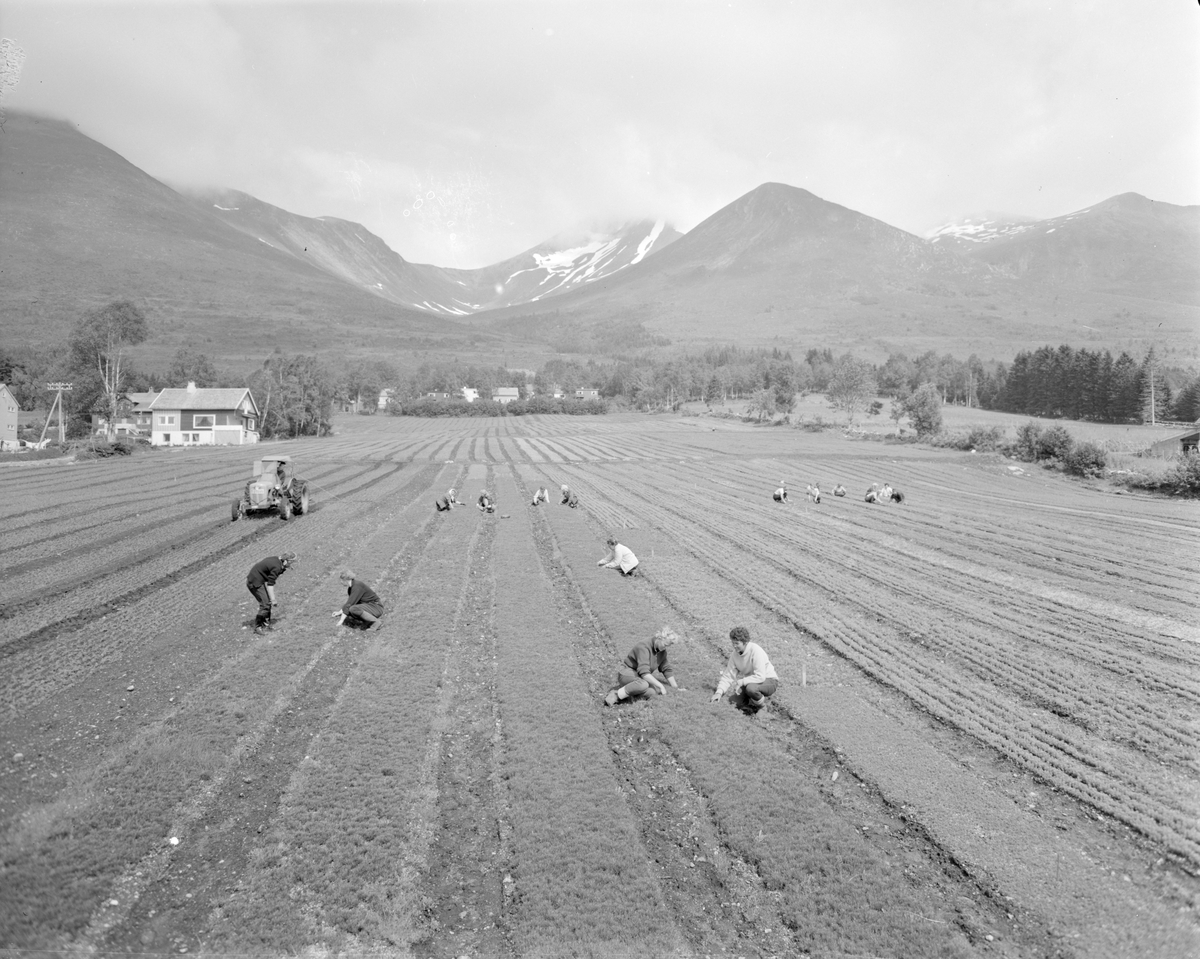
[1144,428,1200,458]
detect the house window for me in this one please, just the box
[160,434,170,443]
[157,414,176,426]
[193,414,215,429]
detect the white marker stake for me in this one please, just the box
[802,665,807,687]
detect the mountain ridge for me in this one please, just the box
[2,111,1196,364]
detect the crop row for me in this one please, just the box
[0,475,428,944]
[0,459,401,626]
[488,470,686,957]
[0,462,434,712]
[205,468,472,952]
[640,458,1196,705]
[1,457,455,949]
[523,466,975,958]
[563,463,1200,866]
[604,458,1195,720]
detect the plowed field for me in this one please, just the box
[2,413,1196,959]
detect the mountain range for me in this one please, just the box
[2,111,1196,367]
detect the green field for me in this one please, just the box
[1,413,1196,958]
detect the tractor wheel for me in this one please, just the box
[231,498,241,523]
[279,496,292,521]
[297,489,310,515]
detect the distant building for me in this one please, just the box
[378,388,395,411]
[462,387,479,403]
[1145,428,1200,458]
[425,391,452,401]
[493,387,520,405]
[148,382,260,446]
[93,391,158,438]
[0,383,18,450]
[575,388,600,401]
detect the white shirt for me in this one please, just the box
[714,642,778,697]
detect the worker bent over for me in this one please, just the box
[246,552,296,635]
[605,627,680,705]
[336,569,383,630]
[597,536,639,575]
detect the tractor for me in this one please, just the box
[231,454,309,522]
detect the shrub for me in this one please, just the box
[929,431,973,451]
[1036,425,1075,461]
[1063,441,1107,478]
[966,426,1005,451]
[1164,450,1200,496]
[1012,422,1042,461]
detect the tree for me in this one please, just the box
[168,345,219,388]
[749,388,777,422]
[1139,347,1169,425]
[68,301,149,440]
[826,354,876,424]
[249,354,336,438]
[900,383,943,438]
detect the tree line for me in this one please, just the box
[2,300,1196,441]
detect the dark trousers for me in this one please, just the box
[734,677,778,712]
[247,583,272,627]
[616,665,653,699]
[345,602,384,628]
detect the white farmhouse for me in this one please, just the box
[148,382,260,446]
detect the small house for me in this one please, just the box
[1145,429,1200,458]
[0,383,18,450]
[462,387,479,403]
[575,388,600,401]
[493,387,520,405]
[148,382,260,446]
[425,391,452,401]
[93,391,159,438]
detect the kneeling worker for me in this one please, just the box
[336,569,384,629]
[531,486,549,506]
[604,627,680,705]
[561,484,579,508]
[710,626,779,714]
[478,489,496,513]
[597,536,639,575]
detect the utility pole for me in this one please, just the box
[40,382,72,445]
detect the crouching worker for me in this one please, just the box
[710,626,779,714]
[833,484,847,497]
[890,487,904,503]
[246,552,296,635]
[597,536,639,575]
[336,569,383,629]
[773,482,789,504]
[604,627,680,705]
[531,486,549,506]
[865,484,881,504]
[435,487,460,512]
[560,484,579,508]
[477,489,496,513]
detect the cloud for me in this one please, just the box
[4,0,1196,266]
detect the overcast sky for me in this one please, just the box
[3,1,1198,268]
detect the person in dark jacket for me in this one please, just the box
[246,552,296,634]
[336,569,384,629]
[604,627,680,705]
[478,489,496,513]
[560,484,579,508]
[435,487,460,511]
